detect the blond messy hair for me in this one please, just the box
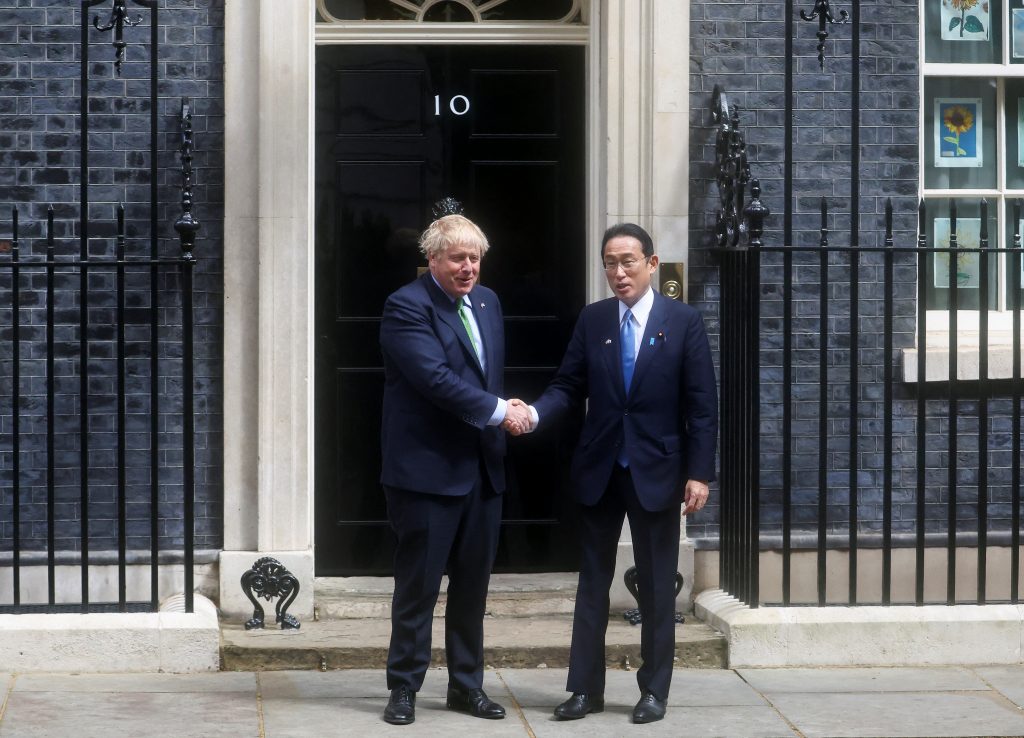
[419,214,490,260]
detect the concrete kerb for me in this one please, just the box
[0,594,220,674]
[695,588,1024,668]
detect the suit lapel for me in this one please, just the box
[469,288,494,384]
[628,293,668,394]
[425,275,486,380]
[601,299,626,401]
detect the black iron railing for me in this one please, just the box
[712,0,1022,608]
[1,203,196,614]
[717,198,1024,608]
[0,0,198,614]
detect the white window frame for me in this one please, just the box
[914,0,1024,380]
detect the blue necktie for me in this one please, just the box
[621,309,636,392]
[618,309,635,468]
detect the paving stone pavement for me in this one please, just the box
[3,666,1024,737]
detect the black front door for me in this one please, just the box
[314,45,586,576]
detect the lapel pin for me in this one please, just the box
[649,337,655,346]
[604,339,612,345]
[658,331,666,342]
[480,302,485,308]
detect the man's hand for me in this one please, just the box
[502,400,532,435]
[683,479,710,517]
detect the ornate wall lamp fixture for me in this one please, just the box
[90,0,149,76]
[800,0,849,70]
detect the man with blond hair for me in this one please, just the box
[379,213,530,725]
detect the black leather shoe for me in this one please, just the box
[383,686,416,725]
[553,692,605,720]
[632,691,667,724]
[446,686,506,719]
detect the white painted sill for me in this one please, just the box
[900,311,1024,382]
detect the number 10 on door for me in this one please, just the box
[435,95,470,116]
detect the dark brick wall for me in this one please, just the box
[683,0,1018,548]
[0,0,224,556]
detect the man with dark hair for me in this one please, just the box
[379,214,531,725]
[515,222,718,724]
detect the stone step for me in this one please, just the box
[220,615,728,672]
[313,574,581,619]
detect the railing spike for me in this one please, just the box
[1015,200,1023,249]
[744,179,769,248]
[918,199,927,248]
[819,197,829,248]
[884,197,892,248]
[884,198,893,248]
[949,199,958,250]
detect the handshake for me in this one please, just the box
[501,398,536,436]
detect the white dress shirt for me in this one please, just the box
[430,274,506,426]
[526,286,655,432]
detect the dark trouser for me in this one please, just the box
[566,465,681,701]
[384,477,502,692]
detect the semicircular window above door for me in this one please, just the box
[316,0,585,24]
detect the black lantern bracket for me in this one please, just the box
[800,0,849,71]
[622,566,685,626]
[240,557,302,630]
[92,0,147,76]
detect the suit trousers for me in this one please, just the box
[384,474,502,692]
[566,465,681,701]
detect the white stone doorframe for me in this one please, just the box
[218,0,693,619]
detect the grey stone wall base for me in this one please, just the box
[0,594,219,673]
[695,588,1024,668]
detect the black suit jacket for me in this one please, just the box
[379,272,506,496]
[534,291,718,511]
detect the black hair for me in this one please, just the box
[600,222,654,260]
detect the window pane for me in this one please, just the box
[924,198,999,309]
[1015,249,1024,306]
[1012,0,1024,62]
[1004,211,1024,305]
[1007,83,1024,188]
[317,0,417,21]
[423,2,475,21]
[925,0,1002,62]
[480,0,580,21]
[924,78,997,189]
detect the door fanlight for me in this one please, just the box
[316,0,584,25]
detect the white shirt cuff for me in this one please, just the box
[487,398,507,426]
[526,405,539,433]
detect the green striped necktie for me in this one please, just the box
[458,301,481,358]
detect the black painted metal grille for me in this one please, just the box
[718,199,1024,608]
[0,0,198,615]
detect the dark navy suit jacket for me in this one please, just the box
[533,291,718,512]
[379,272,507,496]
